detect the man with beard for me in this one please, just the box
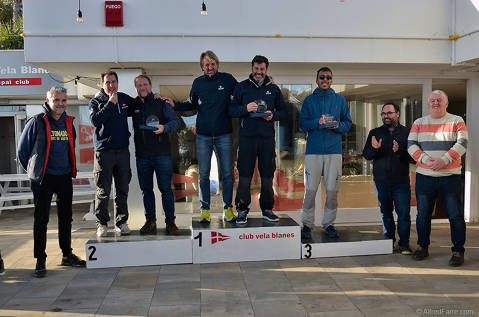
[164,51,237,223]
[130,75,180,234]
[229,55,286,223]
[363,102,413,254]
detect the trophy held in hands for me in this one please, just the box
[250,99,270,118]
[322,114,338,128]
[140,115,160,131]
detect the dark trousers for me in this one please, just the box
[136,155,175,223]
[415,173,466,253]
[374,181,411,248]
[31,173,73,260]
[235,136,276,212]
[94,147,131,227]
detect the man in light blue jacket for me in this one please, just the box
[299,67,352,239]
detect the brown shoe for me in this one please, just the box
[166,221,180,235]
[140,220,157,235]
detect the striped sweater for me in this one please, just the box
[407,113,468,177]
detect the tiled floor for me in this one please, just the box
[0,205,478,317]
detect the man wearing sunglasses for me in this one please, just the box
[299,67,352,239]
[362,103,413,255]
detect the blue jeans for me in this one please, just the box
[196,133,233,210]
[136,156,175,223]
[415,173,466,253]
[374,181,411,248]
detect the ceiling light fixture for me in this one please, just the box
[201,1,207,16]
[77,0,83,23]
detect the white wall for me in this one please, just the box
[24,0,452,64]
[453,0,479,64]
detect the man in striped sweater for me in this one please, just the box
[407,90,468,267]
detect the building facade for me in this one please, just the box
[18,0,479,223]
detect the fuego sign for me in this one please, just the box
[105,1,123,27]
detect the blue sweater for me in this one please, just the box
[89,89,133,151]
[229,75,286,138]
[299,88,352,154]
[174,72,237,136]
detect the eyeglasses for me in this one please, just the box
[381,111,397,116]
[318,75,332,80]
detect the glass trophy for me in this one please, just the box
[250,99,270,118]
[140,115,160,131]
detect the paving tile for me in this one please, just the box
[308,311,364,317]
[148,304,200,317]
[252,299,308,317]
[297,293,357,313]
[201,302,254,317]
[152,281,201,305]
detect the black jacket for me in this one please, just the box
[229,74,286,138]
[130,93,180,157]
[89,89,133,151]
[362,124,413,184]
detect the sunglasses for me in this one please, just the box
[318,75,332,80]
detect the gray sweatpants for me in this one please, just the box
[301,154,342,229]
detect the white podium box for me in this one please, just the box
[85,228,192,269]
[301,226,392,259]
[192,215,301,264]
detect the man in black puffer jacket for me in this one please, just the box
[229,55,287,224]
[363,102,414,255]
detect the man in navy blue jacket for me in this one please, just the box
[229,55,287,223]
[18,86,86,278]
[363,102,412,254]
[164,51,237,223]
[89,71,134,237]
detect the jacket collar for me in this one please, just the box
[135,92,154,103]
[313,87,335,96]
[42,102,66,121]
[98,89,110,102]
[248,74,272,88]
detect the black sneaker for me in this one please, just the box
[301,226,311,239]
[0,258,4,276]
[236,210,248,224]
[325,225,339,238]
[61,253,86,267]
[412,247,429,261]
[34,259,47,278]
[448,251,464,267]
[262,210,279,222]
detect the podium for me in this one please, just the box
[192,215,301,264]
[84,217,392,269]
[301,226,392,259]
[85,229,192,269]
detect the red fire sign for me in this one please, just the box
[105,1,123,27]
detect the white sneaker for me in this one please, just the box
[115,223,130,236]
[96,224,107,237]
